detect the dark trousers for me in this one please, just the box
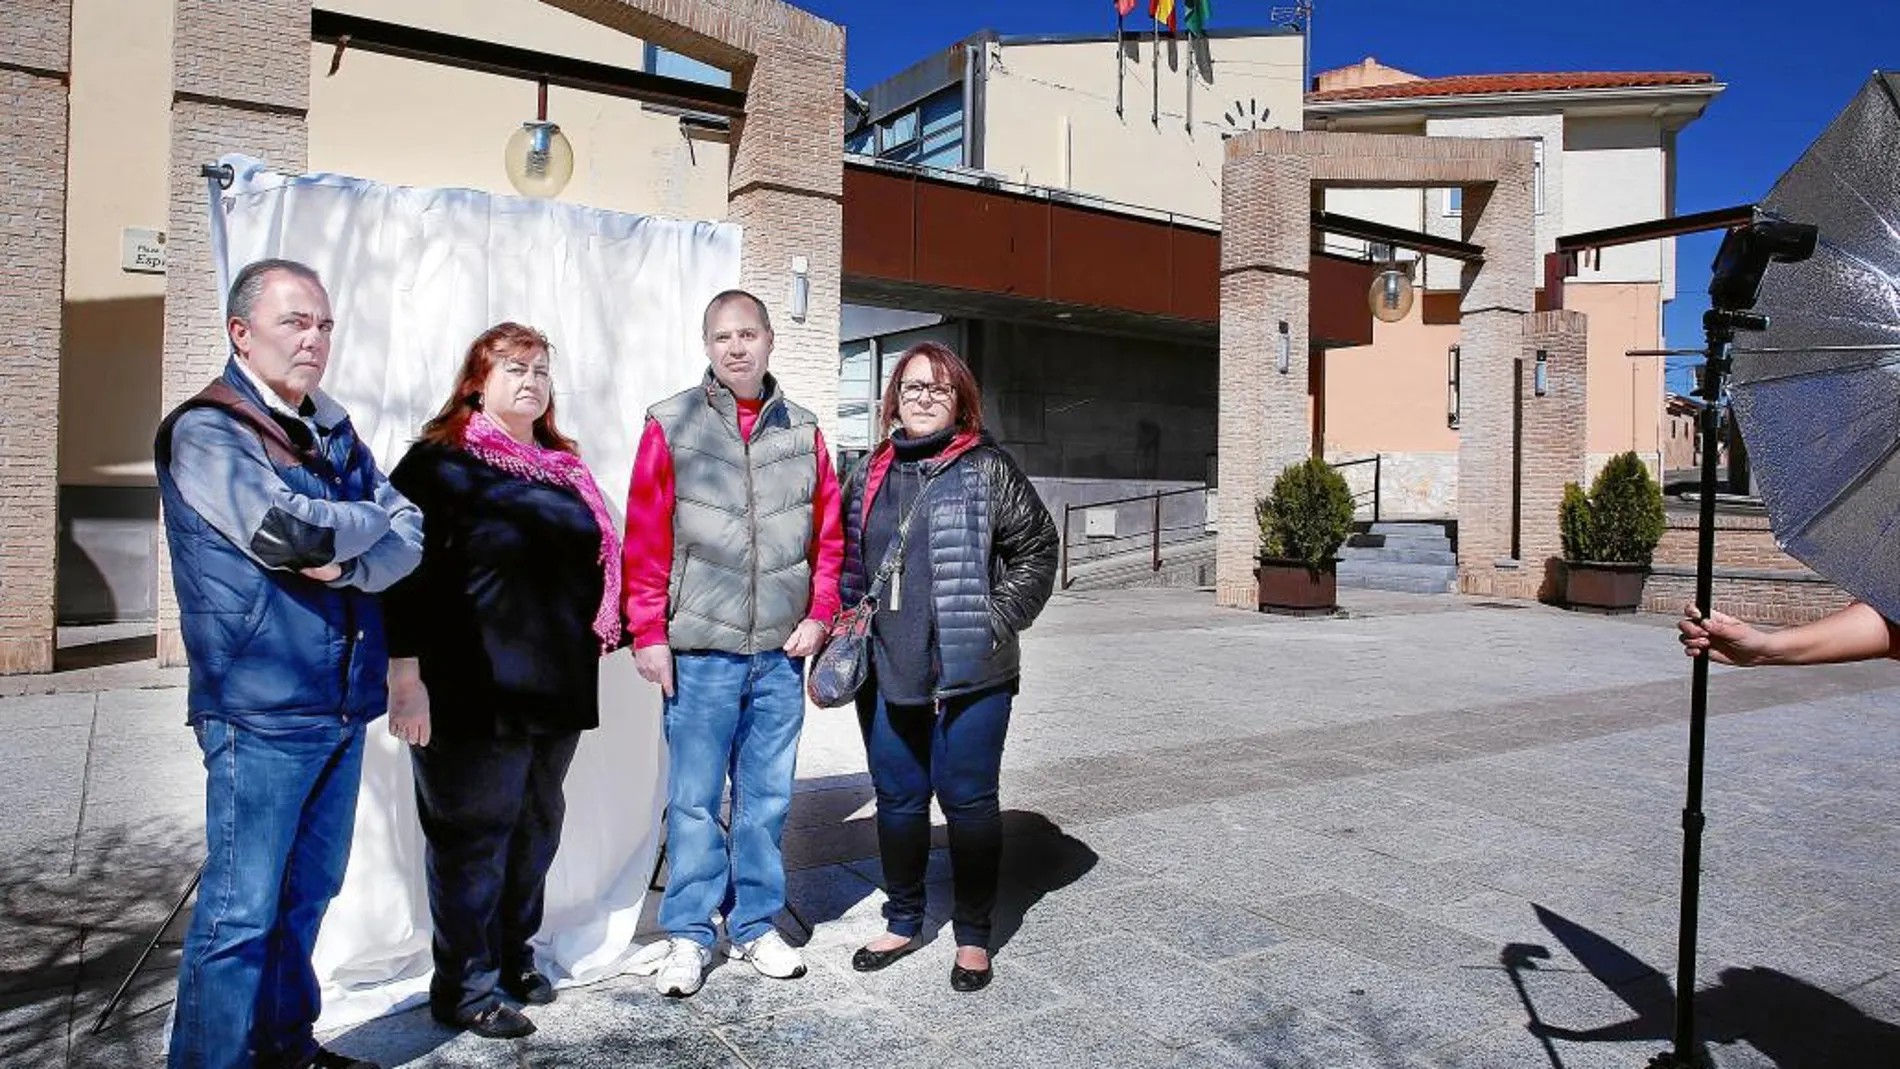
[856,686,1013,948]
[411,729,580,1018]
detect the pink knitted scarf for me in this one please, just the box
[462,413,623,652]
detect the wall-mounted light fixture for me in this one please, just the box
[1276,320,1290,374]
[789,256,810,322]
[1447,343,1460,429]
[505,79,574,199]
[1534,349,1549,397]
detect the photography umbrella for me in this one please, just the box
[1729,72,1900,624]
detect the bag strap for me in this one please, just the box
[865,470,937,601]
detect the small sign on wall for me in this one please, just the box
[121,228,166,274]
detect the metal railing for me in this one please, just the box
[1328,454,1383,525]
[1059,485,1210,591]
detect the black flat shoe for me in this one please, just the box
[433,1003,537,1040]
[500,967,557,1005]
[851,940,920,972]
[950,963,993,992]
[299,1050,383,1069]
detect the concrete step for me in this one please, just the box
[1338,545,1457,566]
[1350,532,1452,554]
[1370,521,1452,538]
[1336,570,1459,595]
[1336,559,1457,594]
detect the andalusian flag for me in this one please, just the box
[1151,0,1177,32]
[1184,0,1211,34]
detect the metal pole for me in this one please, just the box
[1373,454,1381,525]
[1153,493,1163,572]
[1060,503,1072,590]
[1116,13,1125,119]
[92,864,203,1034]
[1652,309,1741,1069]
[1151,17,1160,126]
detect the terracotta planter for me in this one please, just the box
[1256,557,1338,616]
[1564,561,1648,614]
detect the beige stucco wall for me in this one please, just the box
[59,0,173,486]
[1567,281,1663,462]
[309,0,729,220]
[57,0,733,489]
[979,33,1304,220]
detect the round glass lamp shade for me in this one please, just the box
[504,121,574,199]
[1368,266,1415,323]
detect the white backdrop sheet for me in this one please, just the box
[207,154,736,1028]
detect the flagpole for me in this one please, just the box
[1185,37,1193,134]
[1151,13,1160,126]
[1116,12,1125,118]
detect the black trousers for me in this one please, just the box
[411,729,581,1018]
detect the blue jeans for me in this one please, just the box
[857,686,1013,948]
[169,717,366,1069]
[659,650,805,947]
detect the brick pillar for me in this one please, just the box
[0,1,71,674]
[1513,309,1588,600]
[727,43,845,444]
[1455,155,1536,595]
[157,0,311,666]
[1216,139,1313,609]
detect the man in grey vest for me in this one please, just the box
[621,289,844,997]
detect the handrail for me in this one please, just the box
[1059,484,1210,590]
[1327,454,1383,526]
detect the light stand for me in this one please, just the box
[1648,213,1815,1069]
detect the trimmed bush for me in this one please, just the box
[1559,451,1665,565]
[1256,457,1357,570]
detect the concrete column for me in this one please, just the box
[0,0,72,674]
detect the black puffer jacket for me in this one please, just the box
[841,433,1059,700]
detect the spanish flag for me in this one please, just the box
[1151,0,1177,32]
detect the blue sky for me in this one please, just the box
[796,0,1897,393]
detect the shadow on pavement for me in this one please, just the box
[1509,903,1900,1068]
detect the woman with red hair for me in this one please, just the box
[839,342,1058,991]
[382,322,623,1039]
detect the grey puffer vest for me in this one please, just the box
[650,370,818,654]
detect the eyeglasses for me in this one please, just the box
[898,381,954,402]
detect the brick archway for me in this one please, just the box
[156,0,845,664]
[1215,129,1545,607]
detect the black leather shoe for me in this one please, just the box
[434,1003,537,1040]
[500,967,557,1005]
[299,1050,383,1069]
[850,940,920,972]
[950,962,993,992]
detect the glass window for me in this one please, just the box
[836,339,875,452]
[845,127,875,155]
[643,44,732,88]
[879,110,919,152]
[1444,187,1463,217]
[1532,138,1546,215]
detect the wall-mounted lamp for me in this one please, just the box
[505,79,574,199]
[1446,344,1460,429]
[1276,320,1290,374]
[1534,349,1549,397]
[789,256,810,322]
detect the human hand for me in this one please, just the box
[1679,604,1772,666]
[635,644,675,698]
[301,562,344,582]
[782,619,828,659]
[387,660,431,746]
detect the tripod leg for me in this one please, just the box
[90,863,203,1035]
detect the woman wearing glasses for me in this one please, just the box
[838,341,1058,991]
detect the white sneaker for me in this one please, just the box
[731,930,808,980]
[654,937,712,997]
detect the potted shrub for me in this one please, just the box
[1559,451,1666,613]
[1255,457,1357,615]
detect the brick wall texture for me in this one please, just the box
[156,0,845,666]
[1218,130,1536,609]
[0,5,71,674]
[1508,310,1587,601]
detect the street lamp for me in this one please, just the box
[504,79,573,199]
[1368,259,1415,323]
